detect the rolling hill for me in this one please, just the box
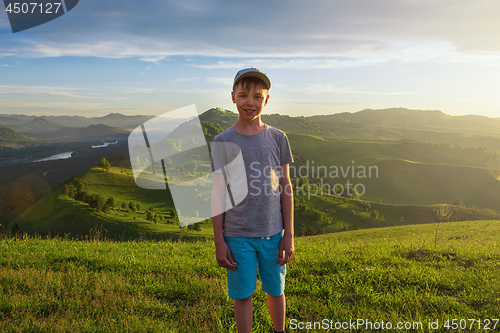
[287,132,500,211]
[310,108,500,135]
[13,159,500,240]
[199,108,335,137]
[310,108,500,151]
[0,125,30,143]
[7,108,500,239]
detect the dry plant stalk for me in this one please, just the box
[437,204,452,222]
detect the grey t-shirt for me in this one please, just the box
[210,124,293,237]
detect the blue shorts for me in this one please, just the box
[224,231,286,299]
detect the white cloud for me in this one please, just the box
[1,0,499,65]
[139,56,168,63]
[140,65,153,75]
[0,85,126,100]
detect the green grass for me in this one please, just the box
[1,220,499,332]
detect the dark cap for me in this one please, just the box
[233,68,271,90]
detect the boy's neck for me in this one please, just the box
[232,117,266,135]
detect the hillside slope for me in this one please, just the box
[199,108,334,137]
[1,221,499,332]
[14,162,500,240]
[0,125,30,142]
[288,133,500,211]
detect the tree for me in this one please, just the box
[76,181,88,193]
[89,194,105,211]
[73,177,83,188]
[164,158,174,169]
[63,185,69,196]
[452,198,465,207]
[102,204,110,214]
[106,196,116,208]
[184,162,198,174]
[76,191,89,203]
[146,211,154,221]
[98,157,111,171]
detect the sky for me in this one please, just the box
[1,0,500,118]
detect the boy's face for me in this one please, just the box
[231,83,269,123]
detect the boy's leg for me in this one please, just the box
[224,236,258,332]
[234,293,254,333]
[267,292,285,332]
[257,232,287,332]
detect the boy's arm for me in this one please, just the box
[211,172,237,271]
[279,164,294,265]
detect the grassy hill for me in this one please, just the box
[287,133,500,211]
[14,166,213,241]
[1,221,499,332]
[8,112,500,240]
[199,108,334,137]
[13,163,500,241]
[0,126,30,143]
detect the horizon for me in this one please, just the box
[1,1,500,119]
[1,107,500,120]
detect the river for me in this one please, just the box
[33,151,74,162]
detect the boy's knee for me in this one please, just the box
[235,293,254,303]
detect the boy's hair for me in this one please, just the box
[233,77,269,94]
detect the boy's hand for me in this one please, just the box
[278,234,294,265]
[215,241,237,271]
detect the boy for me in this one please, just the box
[211,68,294,333]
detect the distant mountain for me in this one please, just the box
[81,124,129,137]
[3,117,65,134]
[0,126,30,142]
[310,108,500,136]
[48,124,129,139]
[0,115,24,126]
[0,113,155,132]
[93,113,154,129]
[43,113,154,129]
[25,117,66,134]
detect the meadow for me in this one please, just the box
[1,220,499,332]
[3,109,500,332]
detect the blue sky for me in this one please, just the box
[1,0,500,118]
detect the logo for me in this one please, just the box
[3,0,79,33]
[128,105,248,227]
